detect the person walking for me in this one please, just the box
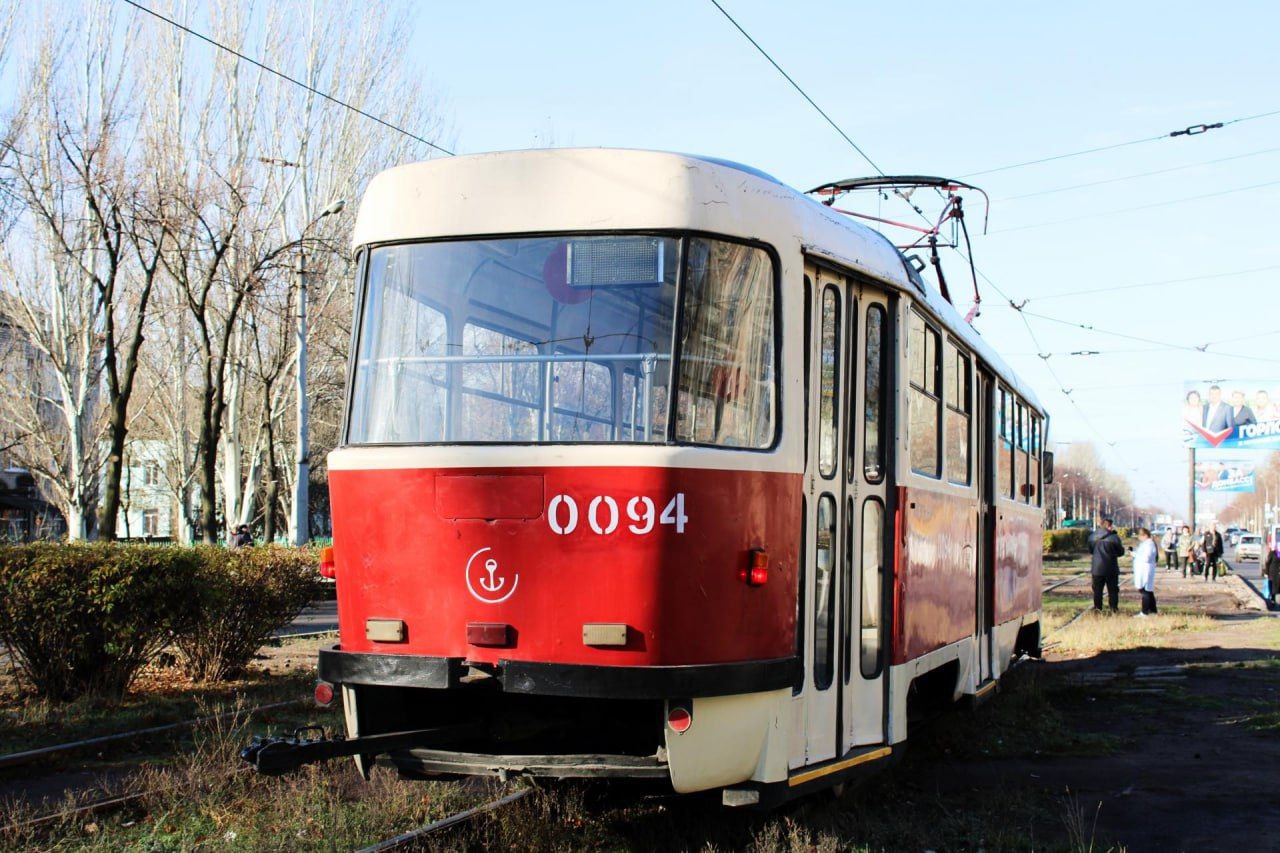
[1160,527,1178,572]
[1176,525,1194,578]
[1202,525,1224,582]
[230,524,254,548]
[1088,518,1125,612]
[1133,528,1159,616]
[1264,543,1280,610]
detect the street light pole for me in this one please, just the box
[291,198,345,547]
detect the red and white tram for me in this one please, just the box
[253,149,1050,805]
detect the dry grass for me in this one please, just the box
[1050,608,1214,654]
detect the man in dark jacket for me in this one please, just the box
[1088,518,1125,612]
[1202,525,1224,581]
[1263,545,1280,609]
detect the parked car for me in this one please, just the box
[1237,533,1263,562]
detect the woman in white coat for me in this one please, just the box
[1133,528,1159,616]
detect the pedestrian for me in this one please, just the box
[1160,527,1178,572]
[1133,527,1158,616]
[230,524,254,548]
[1176,524,1194,578]
[1088,518,1125,613]
[1264,543,1280,610]
[1202,524,1224,582]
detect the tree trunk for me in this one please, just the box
[96,408,128,539]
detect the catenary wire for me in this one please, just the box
[1019,308,1280,365]
[960,107,1280,178]
[998,145,1280,202]
[117,0,455,156]
[993,178,1280,233]
[1013,263,1280,303]
[706,0,884,176]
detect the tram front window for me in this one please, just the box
[347,234,775,448]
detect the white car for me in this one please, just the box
[1237,534,1263,562]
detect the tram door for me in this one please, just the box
[796,264,890,767]
[976,370,996,682]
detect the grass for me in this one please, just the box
[0,665,1118,852]
[1048,607,1214,654]
[1240,710,1280,733]
[0,636,330,773]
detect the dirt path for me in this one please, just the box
[930,572,1280,851]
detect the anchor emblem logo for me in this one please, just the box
[465,547,519,604]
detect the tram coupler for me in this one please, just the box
[240,724,477,775]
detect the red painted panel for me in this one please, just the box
[436,474,544,520]
[329,466,801,667]
[994,506,1042,624]
[892,487,978,664]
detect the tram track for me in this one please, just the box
[0,699,307,771]
[355,788,532,852]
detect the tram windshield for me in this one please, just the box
[347,234,776,448]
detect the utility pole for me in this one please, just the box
[290,198,346,547]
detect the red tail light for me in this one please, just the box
[319,545,336,579]
[667,704,692,733]
[742,549,769,586]
[314,681,335,707]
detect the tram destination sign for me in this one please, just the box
[1182,380,1280,450]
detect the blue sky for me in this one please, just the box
[409,0,1280,514]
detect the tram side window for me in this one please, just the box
[908,310,941,478]
[814,494,837,691]
[818,286,840,478]
[1029,414,1042,506]
[675,239,776,448]
[1014,402,1029,503]
[861,304,887,483]
[998,388,1014,500]
[944,342,972,486]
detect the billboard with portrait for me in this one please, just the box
[1182,381,1280,449]
[1193,458,1257,493]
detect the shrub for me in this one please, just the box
[0,543,202,700]
[176,545,322,683]
[1043,527,1091,555]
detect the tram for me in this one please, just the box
[244,149,1050,806]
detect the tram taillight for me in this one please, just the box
[742,549,769,586]
[319,546,336,579]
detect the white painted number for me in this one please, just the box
[548,493,686,536]
[588,496,620,535]
[659,493,688,533]
[627,496,655,534]
[548,494,578,535]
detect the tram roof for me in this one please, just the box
[352,148,1045,416]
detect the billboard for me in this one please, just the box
[1182,381,1280,449]
[1194,458,1257,493]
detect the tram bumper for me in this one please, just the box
[317,646,796,791]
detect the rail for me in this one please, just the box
[355,789,532,852]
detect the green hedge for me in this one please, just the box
[174,545,322,683]
[0,543,323,700]
[1043,527,1091,555]
[0,543,202,700]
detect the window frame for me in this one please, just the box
[944,339,972,487]
[859,302,888,485]
[907,308,943,479]
[817,284,841,480]
[344,231,783,452]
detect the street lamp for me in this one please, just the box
[292,197,346,547]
